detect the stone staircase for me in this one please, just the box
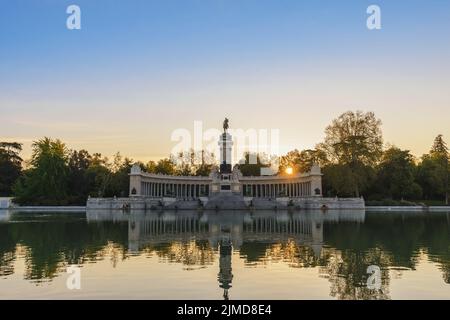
[249,198,287,210]
[204,193,248,210]
[164,200,202,210]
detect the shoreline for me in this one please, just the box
[2,205,450,213]
[1,206,86,212]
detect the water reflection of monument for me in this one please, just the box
[218,236,233,300]
[87,210,365,299]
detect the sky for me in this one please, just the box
[1,0,450,162]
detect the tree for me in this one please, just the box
[13,138,70,205]
[279,149,327,174]
[145,160,157,173]
[322,164,357,197]
[154,158,176,175]
[84,152,134,198]
[430,135,449,204]
[108,153,134,197]
[85,153,111,198]
[318,111,383,197]
[322,163,376,197]
[236,152,270,176]
[431,134,449,155]
[416,155,444,201]
[194,150,215,176]
[67,149,92,204]
[375,147,422,200]
[416,135,449,204]
[0,142,23,196]
[171,149,216,176]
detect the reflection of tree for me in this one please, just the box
[100,242,128,269]
[146,240,215,269]
[420,215,450,284]
[0,214,129,283]
[218,239,233,300]
[0,251,15,277]
[264,240,325,268]
[239,242,272,264]
[324,213,450,285]
[2,211,450,294]
[320,247,391,300]
[0,223,17,277]
[440,263,450,284]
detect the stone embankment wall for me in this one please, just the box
[86,196,365,210]
[87,197,163,210]
[293,197,365,210]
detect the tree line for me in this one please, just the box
[0,111,448,205]
[0,140,218,205]
[278,111,449,205]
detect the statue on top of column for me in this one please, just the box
[223,118,229,133]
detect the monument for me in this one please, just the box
[86,118,365,210]
[219,117,232,174]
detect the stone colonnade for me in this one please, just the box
[140,181,210,199]
[241,181,312,198]
[129,165,322,199]
[131,176,320,199]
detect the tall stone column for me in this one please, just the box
[310,164,323,196]
[129,164,142,197]
[219,132,233,174]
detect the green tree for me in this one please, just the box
[195,164,214,176]
[172,149,216,176]
[375,147,422,200]
[416,155,444,201]
[67,149,93,204]
[84,152,133,198]
[85,153,111,198]
[279,148,327,174]
[155,158,176,175]
[322,164,375,197]
[236,152,270,176]
[416,135,449,204]
[322,164,355,197]
[145,160,157,173]
[107,153,134,197]
[318,111,383,197]
[13,138,69,205]
[0,142,23,196]
[430,135,449,204]
[174,151,194,176]
[431,134,449,155]
[194,150,215,176]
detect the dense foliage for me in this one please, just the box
[279,112,449,204]
[0,142,22,196]
[12,138,134,205]
[1,111,449,205]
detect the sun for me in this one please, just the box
[285,167,293,175]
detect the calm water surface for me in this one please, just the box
[0,210,449,299]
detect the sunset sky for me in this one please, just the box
[1,0,449,162]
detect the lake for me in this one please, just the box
[0,210,449,299]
